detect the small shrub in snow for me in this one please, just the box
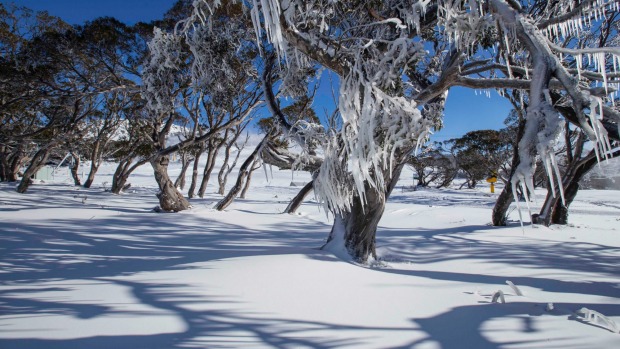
[491,290,505,304]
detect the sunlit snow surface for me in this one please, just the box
[1,158,619,348]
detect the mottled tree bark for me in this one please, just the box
[151,155,190,212]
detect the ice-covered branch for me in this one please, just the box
[537,0,601,29]
[260,142,323,172]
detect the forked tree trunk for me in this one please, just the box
[69,152,82,186]
[151,155,190,212]
[111,156,148,194]
[217,147,235,194]
[285,179,314,214]
[17,148,51,193]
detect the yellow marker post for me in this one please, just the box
[486,176,497,193]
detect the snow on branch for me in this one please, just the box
[141,28,183,116]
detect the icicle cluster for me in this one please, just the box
[510,100,565,226]
[437,0,495,53]
[588,94,614,162]
[543,0,620,39]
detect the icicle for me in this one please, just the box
[511,179,525,230]
[588,96,613,162]
[550,153,566,205]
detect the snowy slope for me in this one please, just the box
[1,159,619,348]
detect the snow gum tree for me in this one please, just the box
[181,0,620,262]
[141,0,262,211]
[448,130,512,189]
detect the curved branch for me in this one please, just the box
[261,142,323,172]
[547,40,620,57]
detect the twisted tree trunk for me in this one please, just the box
[151,155,190,212]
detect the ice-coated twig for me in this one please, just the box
[576,307,620,333]
[506,280,524,296]
[491,290,506,304]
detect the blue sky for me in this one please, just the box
[3,0,513,140]
[3,0,174,24]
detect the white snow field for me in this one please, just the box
[1,159,619,349]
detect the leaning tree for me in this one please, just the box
[177,0,619,262]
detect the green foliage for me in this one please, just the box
[447,129,513,188]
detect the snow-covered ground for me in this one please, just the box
[1,158,619,348]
